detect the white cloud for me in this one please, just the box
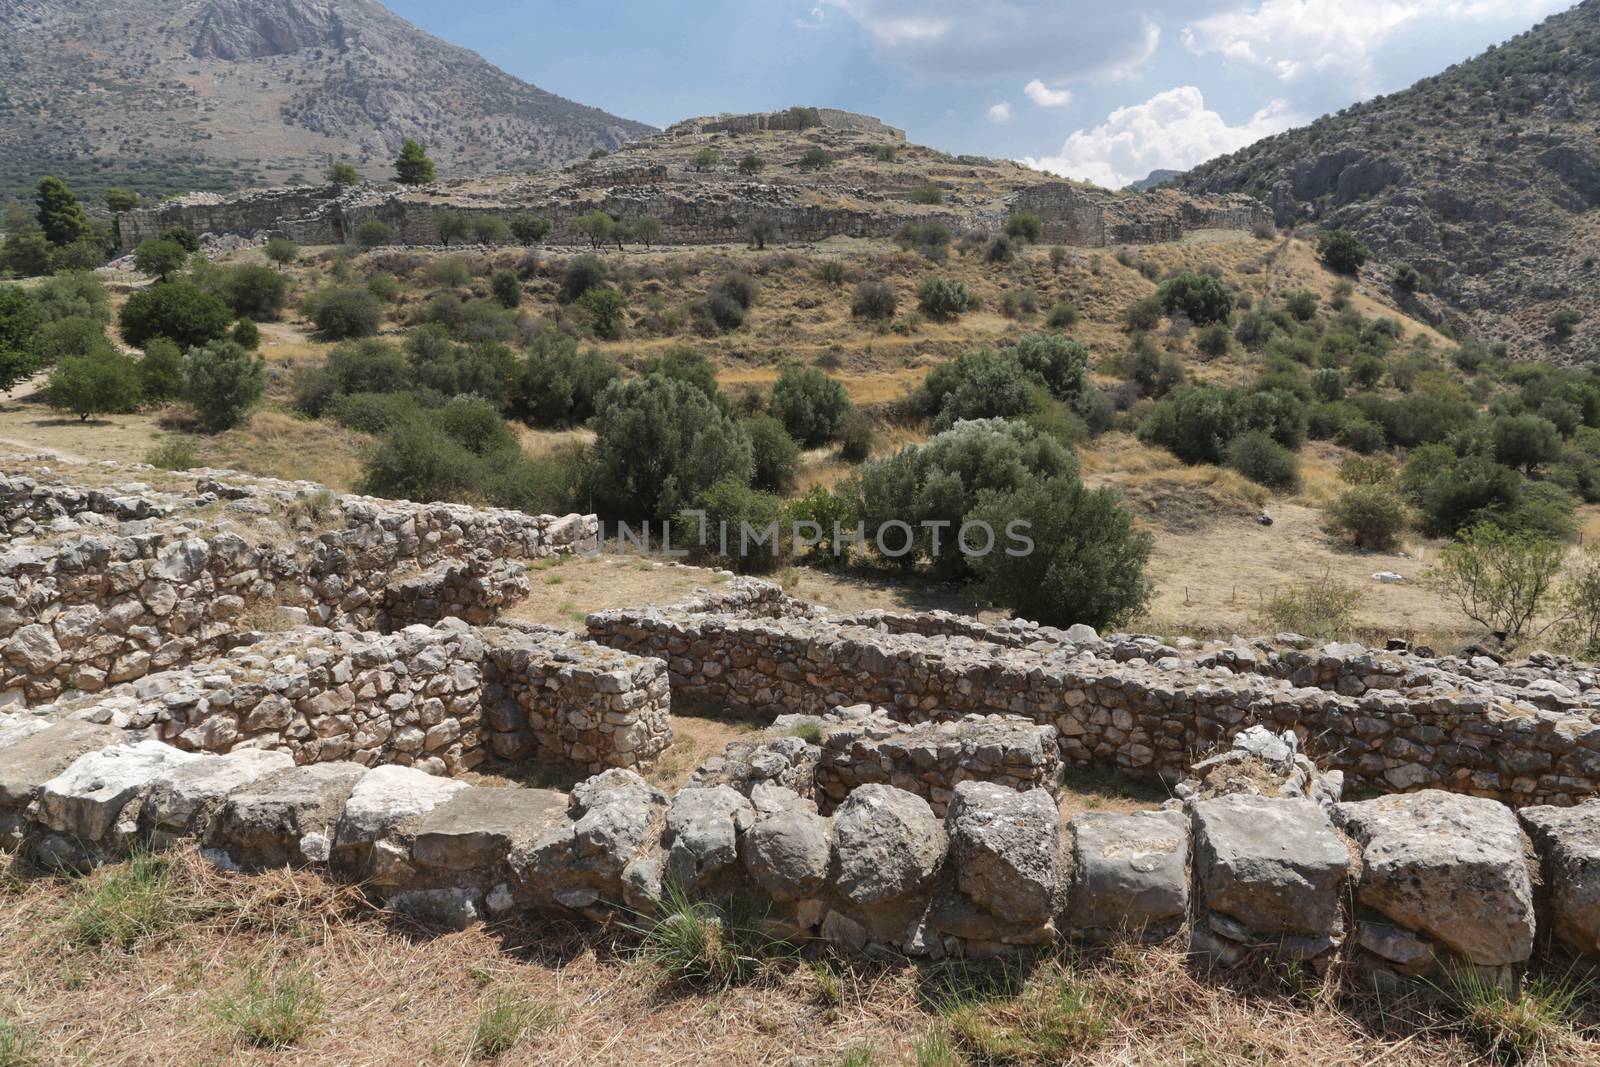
[1024,86,1299,189]
[986,101,1014,123]
[795,5,829,30]
[1183,0,1572,94]
[1023,79,1072,108]
[821,0,1223,83]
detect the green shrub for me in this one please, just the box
[744,413,801,492]
[588,375,753,521]
[923,350,1034,429]
[508,215,552,246]
[1254,572,1363,640]
[559,255,607,303]
[1005,213,1043,243]
[263,238,299,265]
[432,394,515,455]
[1327,485,1408,550]
[894,221,952,261]
[517,341,620,426]
[798,147,832,171]
[354,220,395,249]
[812,260,845,286]
[160,226,200,253]
[43,349,142,420]
[909,184,944,204]
[837,407,874,462]
[1124,296,1163,332]
[738,153,766,176]
[119,282,232,350]
[1549,308,1583,340]
[182,339,265,432]
[425,256,472,288]
[1157,272,1233,325]
[578,287,628,340]
[33,315,113,363]
[1008,333,1088,401]
[680,479,790,574]
[363,421,483,502]
[1310,367,1344,401]
[146,437,200,471]
[133,238,188,281]
[1283,291,1319,322]
[969,475,1153,631]
[639,347,719,400]
[917,277,976,320]
[471,215,509,245]
[1226,430,1300,491]
[138,338,183,402]
[985,235,1015,263]
[1000,289,1039,319]
[769,364,851,447]
[851,280,897,320]
[1047,301,1080,329]
[207,264,289,320]
[1194,322,1231,358]
[307,287,382,340]
[231,318,260,349]
[1317,228,1370,274]
[33,271,110,325]
[328,391,428,435]
[1430,523,1565,642]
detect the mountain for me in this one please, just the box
[1175,0,1600,362]
[1126,169,1179,193]
[0,0,655,203]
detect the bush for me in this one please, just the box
[1008,333,1088,401]
[851,280,897,320]
[133,238,188,281]
[1311,367,1344,401]
[1157,272,1233,325]
[588,375,753,521]
[1047,301,1080,329]
[798,148,832,171]
[328,391,427,435]
[1124,296,1163,332]
[923,350,1034,429]
[471,216,509,245]
[1195,322,1231,358]
[263,238,299,265]
[232,318,260,349]
[639,347,719,400]
[1283,291,1319,322]
[1394,262,1428,294]
[894,221,952,261]
[744,414,801,492]
[160,226,200,253]
[1549,308,1583,340]
[559,255,607,303]
[917,277,976,320]
[119,283,233,350]
[405,328,516,401]
[1318,228,1371,275]
[43,349,142,420]
[182,339,265,432]
[999,289,1038,319]
[146,438,200,471]
[769,364,852,447]
[984,236,1015,263]
[138,338,183,402]
[489,270,521,309]
[211,264,288,320]
[354,220,395,249]
[1328,485,1408,550]
[1226,430,1300,491]
[362,421,482,503]
[435,213,471,247]
[508,215,552,246]
[517,341,621,426]
[432,394,515,455]
[1137,384,1240,465]
[812,260,845,287]
[578,287,628,340]
[1429,523,1565,643]
[33,271,110,325]
[909,184,943,204]
[693,273,757,334]
[1004,213,1043,243]
[307,287,382,340]
[679,480,790,574]
[1254,572,1364,640]
[738,153,766,176]
[1416,454,1523,537]
[969,475,1153,631]
[1491,414,1562,473]
[837,407,874,462]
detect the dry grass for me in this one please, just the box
[192,409,373,492]
[3,848,1590,1066]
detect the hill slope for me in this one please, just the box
[1176,0,1600,362]
[0,0,655,202]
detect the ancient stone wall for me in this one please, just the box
[587,595,1600,808]
[0,468,596,703]
[120,187,349,249]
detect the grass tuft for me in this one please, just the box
[59,852,185,951]
[1440,965,1589,1064]
[0,1018,37,1067]
[630,883,787,991]
[787,718,824,745]
[935,962,1108,1066]
[469,992,555,1059]
[211,967,324,1049]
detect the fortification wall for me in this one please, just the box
[587,601,1600,808]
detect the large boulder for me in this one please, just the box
[512,769,667,910]
[0,719,127,821]
[744,809,832,899]
[1520,800,1600,955]
[142,748,295,841]
[1192,795,1350,939]
[1335,790,1534,967]
[946,782,1058,923]
[664,786,755,891]
[1066,809,1189,936]
[831,784,946,906]
[332,764,471,875]
[207,762,368,867]
[34,740,200,843]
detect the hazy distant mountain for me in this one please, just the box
[1126,169,1179,192]
[0,0,655,201]
[1176,0,1600,360]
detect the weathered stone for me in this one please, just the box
[413,785,566,870]
[831,784,946,905]
[1067,809,1189,935]
[333,764,470,861]
[664,785,755,890]
[386,887,483,931]
[208,762,368,867]
[0,720,127,808]
[1193,795,1350,938]
[744,809,832,899]
[35,740,200,842]
[1336,790,1535,967]
[143,748,296,838]
[1520,800,1600,955]
[947,782,1057,922]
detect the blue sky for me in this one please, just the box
[385,0,1576,188]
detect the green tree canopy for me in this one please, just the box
[35,176,94,247]
[394,140,436,185]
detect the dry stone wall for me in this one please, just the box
[588,586,1600,808]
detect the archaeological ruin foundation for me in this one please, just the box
[6,457,1600,987]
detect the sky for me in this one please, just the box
[384,0,1576,189]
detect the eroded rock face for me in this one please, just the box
[1336,790,1534,967]
[34,740,199,843]
[1066,809,1189,937]
[744,809,831,899]
[664,786,755,891]
[946,782,1058,923]
[143,748,296,842]
[831,785,946,906]
[207,762,368,868]
[413,785,565,872]
[1520,800,1600,955]
[1193,795,1351,939]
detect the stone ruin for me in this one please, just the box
[5,460,1600,989]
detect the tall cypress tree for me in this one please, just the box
[394,140,436,185]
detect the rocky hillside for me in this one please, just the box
[0,0,654,202]
[1176,0,1600,362]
